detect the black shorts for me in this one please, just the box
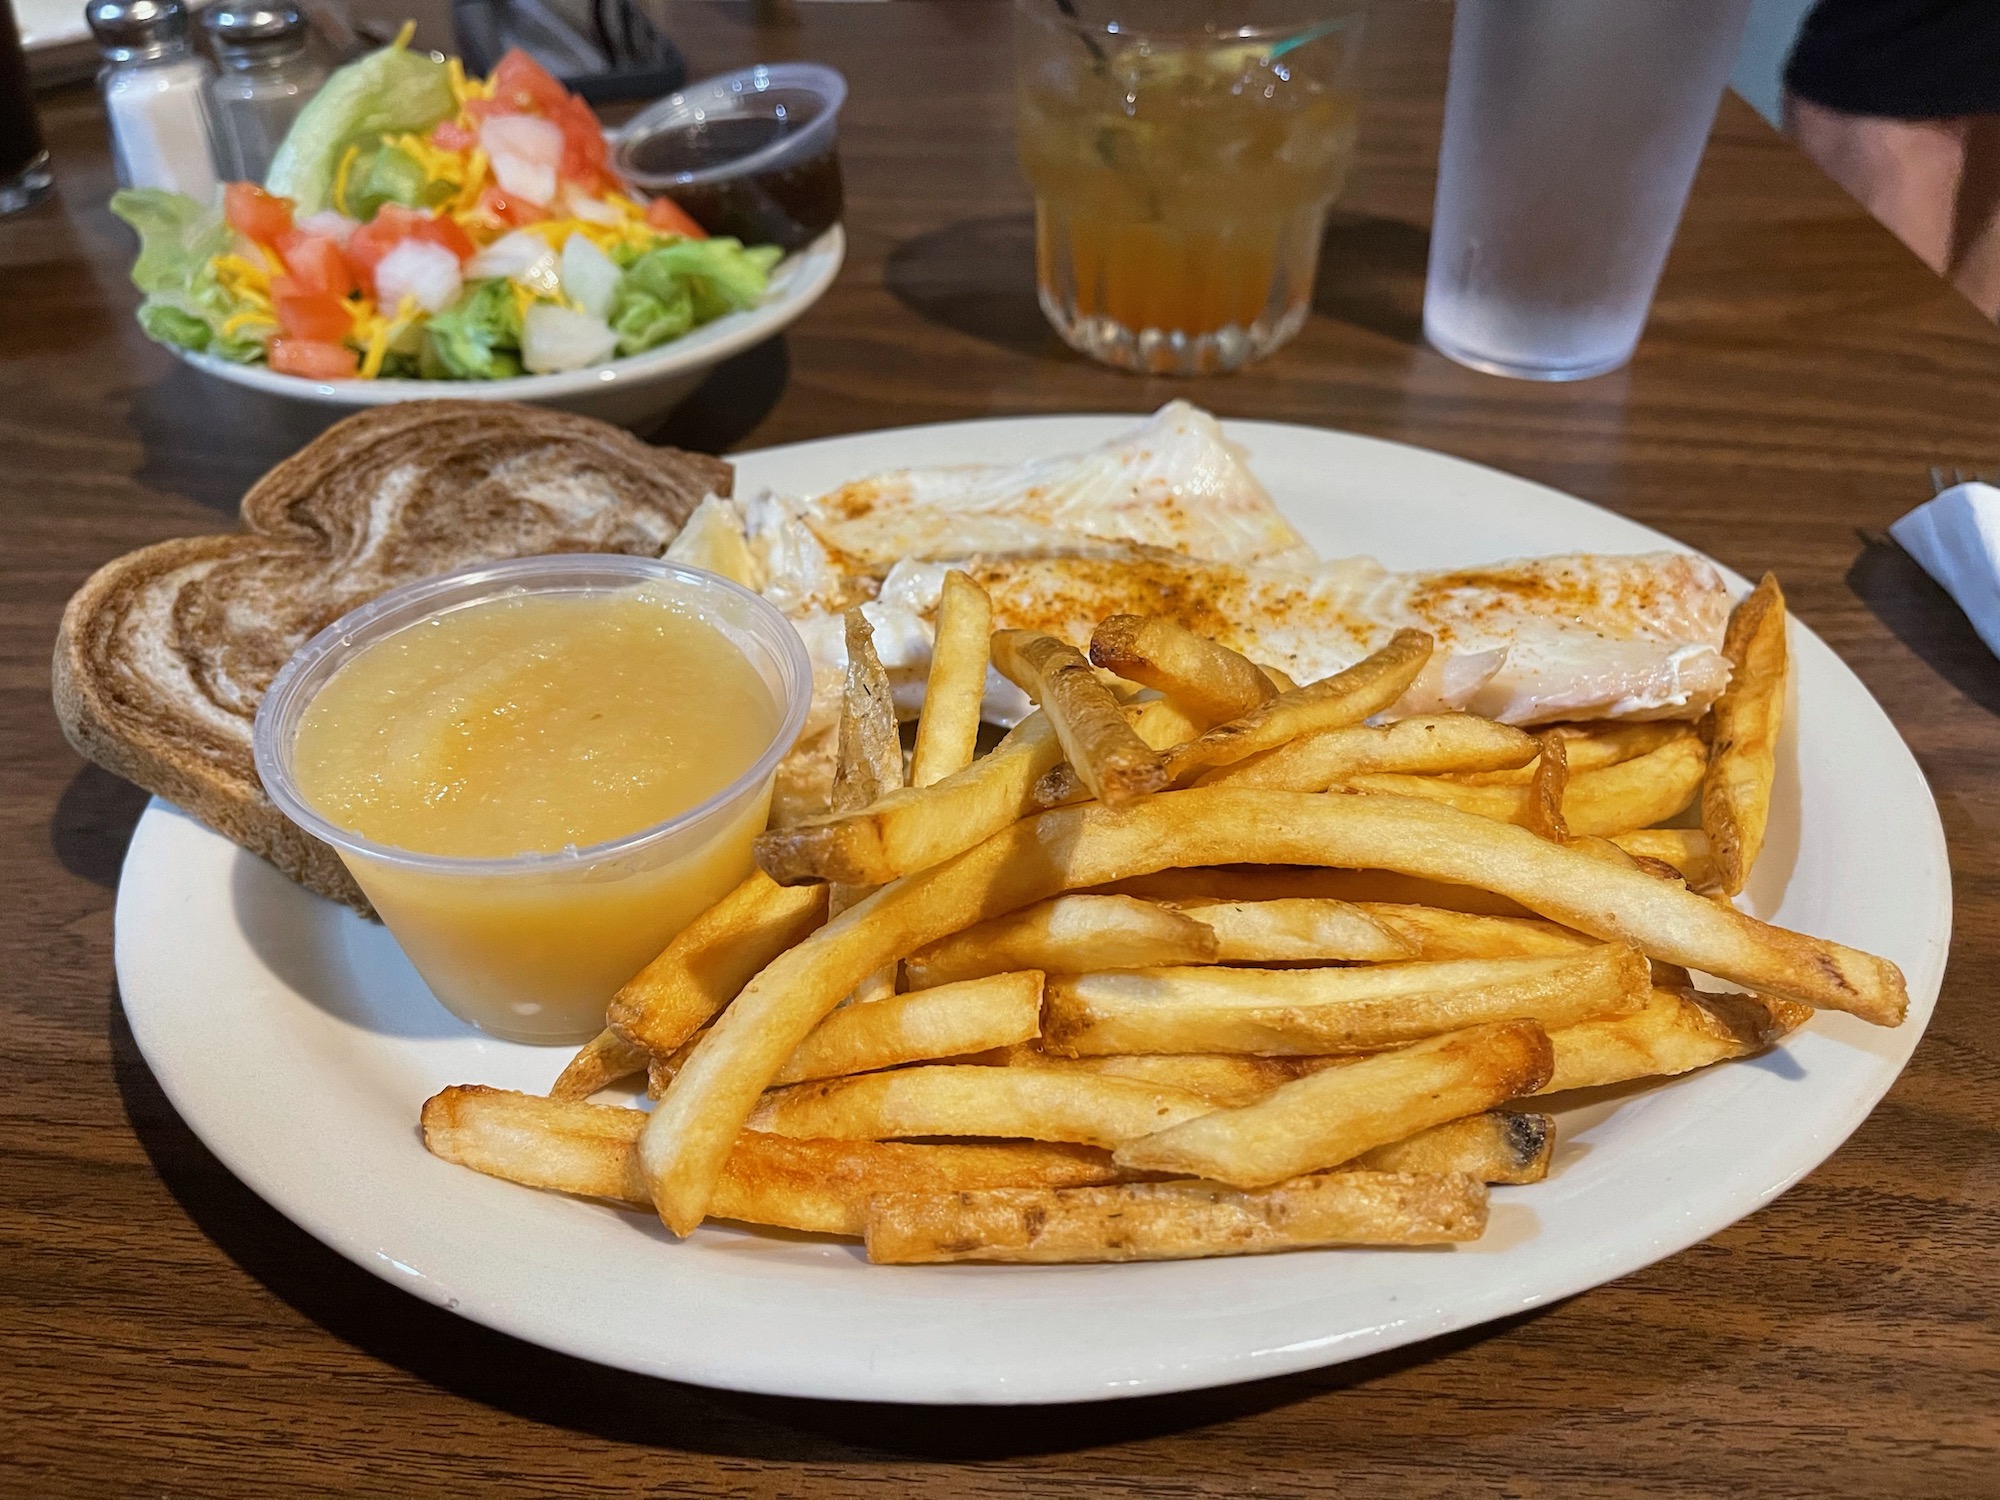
[1785,0,2000,119]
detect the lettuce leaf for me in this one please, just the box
[342,142,455,220]
[619,237,780,325]
[263,39,455,215]
[607,277,693,356]
[111,187,269,362]
[420,278,523,379]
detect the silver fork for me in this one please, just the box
[1931,466,1997,495]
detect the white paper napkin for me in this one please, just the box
[1890,481,2000,659]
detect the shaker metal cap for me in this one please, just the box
[201,1,308,46]
[85,0,193,52]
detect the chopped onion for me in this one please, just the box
[562,188,622,225]
[559,233,621,321]
[520,303,618,373]
[296,209,357,247]
[479,114,564,206]
[373,238,462,314]
[464,229,560,296]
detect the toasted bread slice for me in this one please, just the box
[53,400,730,911]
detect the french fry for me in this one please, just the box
[830,609,905,1001]
[1199,714,1537,793]
[641,787,1903,1234]
[606,871,828,1055]
[1357,903,1599,959]
[1112,1021,1555,1188]
[754,712,1062,886]
[971,1044,1337,1108]
[863,1171,1488,1264]
[549,1028,649,1102]
[1169,897,1414,962]
[991,630,1167,805]
[1162,630,1434,782]
[903,895,1216,990]
[1103,865,1538,918]
[1088,614,1277,723]
[1704,574,1787,896]
[1451,721,1687,784]
[908,570,992,789]
[1130,696,1213,750]
[1609,828,1718,892]
[1539,986,1811,1094]
[1525,730,1570,843]
[421,1086,1123,1233]
[1042,944,1648,1057]
[748,1064,1216,1148]
[1356,1110,1553,1184]
[1346,728,1705,838]
[773,971,1045,1085]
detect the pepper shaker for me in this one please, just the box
[86,0,220,200]
[203,2,326,185]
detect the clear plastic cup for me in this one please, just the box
[613,63,847,252]
[254,555,811,1046]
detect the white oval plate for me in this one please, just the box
[116,415,1949,1405]
[171,226,844,429]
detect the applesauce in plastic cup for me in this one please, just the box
[254,555,811,1045]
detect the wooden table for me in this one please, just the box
[6,2,1997,1493]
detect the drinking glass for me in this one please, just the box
[1014,0,1366,376]
[1421,0,1754,381]
[0,1,53,215]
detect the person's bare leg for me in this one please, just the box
[1948,116,2000,318]
[1785,93,1965,275]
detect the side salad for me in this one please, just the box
[113,34,782,381]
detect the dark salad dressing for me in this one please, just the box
[628,90,843,251]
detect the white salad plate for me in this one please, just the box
[172,224,844,430]
[115,415,1950,1405]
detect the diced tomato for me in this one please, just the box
[274,292,353,342]
[476,185,549,227]
[429,118,477,152]
[224,182,294,247]
[550,95,612,191]
[347,204,476,296]
[645,196,708,239]
[269,337,358,379]
[490,48,570,116]
[274,231,356,298]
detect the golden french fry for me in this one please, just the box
[748,1064,1216,1148]
[1163,630,1434,782]
[864,1170,1487,1264]
[1169,896,1414,962]
[642,787,1903,1234]
[1356,903,1599,959]
[1112,1021,1555,1188]
[1610,828,1718,892]
[421,1085,1122,1233]
[1451,721,1688,784]
[1104,865,1539,918]
[1356,1110,1553,1184]
[1043,944,1647,1057]
[1200,714,1537,793]
[1525,729,1570,843]
[1704,574,1787,896]
[754,712,1062,887]
[549,1028,649,1102]
[774,971,1044,1085]
[1031,760,1089,809]
[991,630,1167,805]
[830,608,905,1000]
[1539,986,1811,1094]
[908,570,992,789]
[903,895,1216,990]
[1130,696,1213,751]
[1088,614,1278,724]
[1347,729,1705,838]
[971,1043,1337,1108]
[606,871,828,1055]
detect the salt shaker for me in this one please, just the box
[202,2,326,185]
[86,0,220,201]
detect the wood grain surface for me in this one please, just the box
[4,2,1998,1494]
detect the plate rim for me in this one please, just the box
[113,412,1952,1404]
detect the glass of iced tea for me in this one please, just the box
[1015,0,1365,376]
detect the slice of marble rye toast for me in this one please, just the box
[52,400,730,912]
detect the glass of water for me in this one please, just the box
[1421,0,1754,382]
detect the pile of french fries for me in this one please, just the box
[423,569,1907,1264]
